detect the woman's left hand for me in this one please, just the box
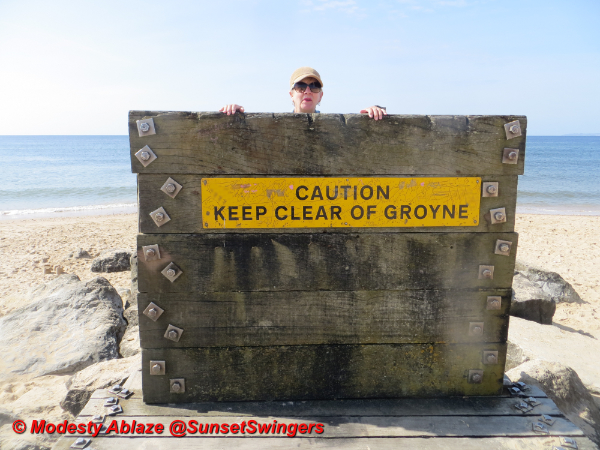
[360,106,387,121]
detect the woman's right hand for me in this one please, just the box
[219,104,245,115]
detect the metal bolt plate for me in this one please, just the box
[164,324,184,342]
[117,388,133,399]
[482,182,499,197]
[532,422,549,434]
[469,322,485,337]
[514,401,533,413]
[468,369,483,384]
[478,265,495,280]
[525,397,541,407]
[160,177,183,199]
[70,438,91,449]
[509,387,522,396]
[143,302,164,322]
[103,397,118,407]
[539,414,555,426]
[554,447,568,450]
[161,262,183,283]
[502,148,520,164]
[91,415,104,424]
[170,378,186,394]
[134,145,157,167]
[514,381,529,390]
[489,207,507,224]
[136,118,156,137]
[107,404,123,416]
[108,384,122,394]
[483,350,498,365]
[504,120,522,139]
[149,207,171,227]
[142,244,161,262]
[560,437,578,449]
[150,360,166,375]
[494,239,512,256]
[487,296,502,310]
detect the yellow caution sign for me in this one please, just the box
[202,177,481,229]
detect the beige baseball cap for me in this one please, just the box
[290,67,323,88]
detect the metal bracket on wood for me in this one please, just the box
[504,120,522,139]
[482,182,499,197]
[494,239,512,256]
[103,397,118,407]
[539,414,556,426]
[486,296,502,310]
[150,360,166,375]
[108,384,123,394]
[164,324,184,342]
[469,322,484,337]
[514,401,533,413]
[161,262,183,282]
[143,244,161,261]
[468,369,483,384]
[502,148,519,164]
[161,177,183,199]
[489,207,507,224]
[106,404,123,416]
[137,118,156,137]
[70,438,91,449]
[149,207,171,227]
[560,437,578,449]
[483,350,498,364]
[117,388,133,399]
[143,302,164,322]
[170,378,186,393]
[478,265,494,279]
[134,145,157,167]
[532,422,549,434]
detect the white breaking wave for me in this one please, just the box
[0,203,137,216]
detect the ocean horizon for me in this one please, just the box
[1,135,599,220]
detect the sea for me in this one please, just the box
[0,135,599,219]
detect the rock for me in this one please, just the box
[68,248,91,259]
[514,260,583,304]
[130,253,138,294]
[0,275,127,382]
[507,317,600,395]
[118,287,132,309]
[506,360,600,445]
[511,274,557,324]
[119,325,140,358]
[60,354,140,416]
[91,249,133,273]
[124,303,138,328]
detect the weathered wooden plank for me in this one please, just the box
[79,395,561,418]
[137,232,518,293]
[128,112,526,175]
[67,415,582,438]
[52,436,597,450]
[140,344,507,403]
[138,174,519,234]
[137,290,510,347]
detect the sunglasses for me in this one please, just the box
[293,82,322,93]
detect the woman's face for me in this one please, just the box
[290,76,323,113]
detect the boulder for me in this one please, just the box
[506,360,600,445]
[0,275,127,382]
[507,317,600,395]
[67,248,91,259]
[511,274,557,324]
[119,325,140,358]
[60,354,140,416]
[130,253,138,293]
[91,249,133,273]
[514,260,583,304]
[118,287,132,309]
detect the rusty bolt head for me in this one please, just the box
[494,211,505,221]
[166,268,176,278]
[171,382,181,393]
[486,185,497,194]
[155,213,164,222]
[140,122,150,132]
[168,329,178,340]
[499,243,510,252]
[166,183,176,193]
[509,124,520,134]
[487,354,497,363]
[508,151,518,160]
[140,151,150,161]
[482,269,493,278]
[151,364,162,374]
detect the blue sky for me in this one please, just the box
[0,0,598,135]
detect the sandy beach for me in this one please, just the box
[0,212,598,339]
